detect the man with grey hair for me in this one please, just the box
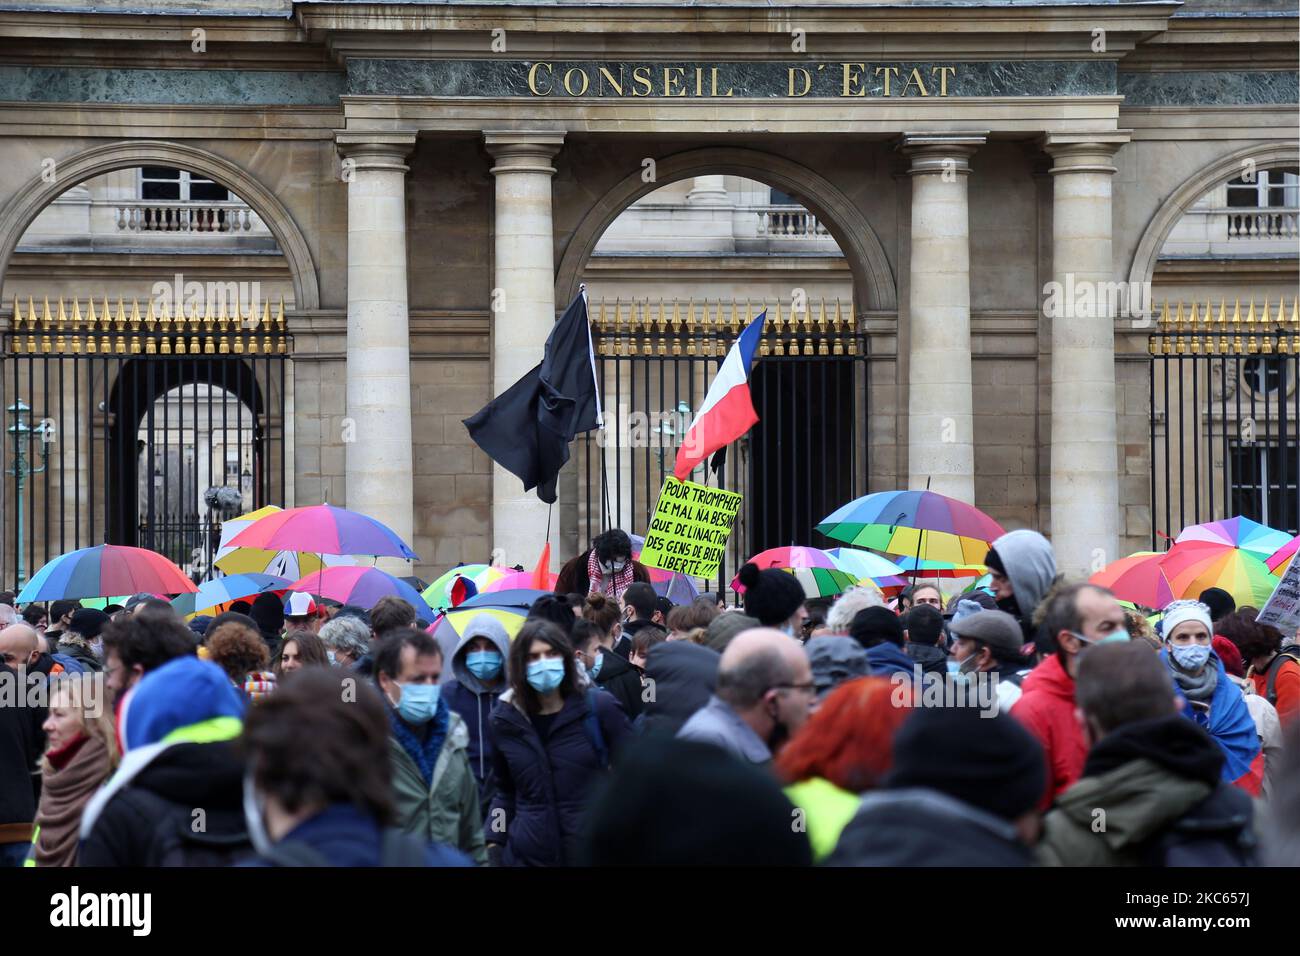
[677,628,816,764]
[824,586,885,635]
[318,614,370,669]
[0,623,46,866]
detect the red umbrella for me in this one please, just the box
[1088,552,1175,609]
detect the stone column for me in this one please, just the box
[898,133,985,503]
[484,131,565,568]
[1043,133,1129,578]
[686,174,729,205]
[336,131,417,572]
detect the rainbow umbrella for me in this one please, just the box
[18,545,197,602]
[1158,542,1281,608]
[1089,551,1175,609]
[213,505,358,578]
[484,569,559,593]
[1175,515,1292,562]
[888,556,988,579]
[171,572,290,618]
[227,504,418,560]
[816,490,1004,564]
[431,588,549,647]
[732,547,860,599]
[1267,536,1297,576]
[825,548,908,593]
[422,564,505,609]
[286,566,435,619]
[78,594,135,610]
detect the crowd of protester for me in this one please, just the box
[1,524,1298,867]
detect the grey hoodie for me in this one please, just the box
[442,615,511,795]
[991,529,1057,620]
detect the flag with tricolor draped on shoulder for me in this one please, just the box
[672,310,766,481]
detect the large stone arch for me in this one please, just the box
[1127,142,1300,289]
[0,139,321,310]
[555,146,897,314]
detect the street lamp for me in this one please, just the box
[657,401,692,471]
[6,400,52,589]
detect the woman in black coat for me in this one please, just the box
[485,619,632,867]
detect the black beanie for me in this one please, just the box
[737,562,805,627]
[250,591,285,635]
[1197,587,1236,624]
[67,607,109,640]
[983,547,1007,577]
[850,606,905,648]
[579,735,813,866]
[887,706,1045,821]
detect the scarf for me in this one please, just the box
[1162,650,1260,783]
[34,734,112,867]
[388,698,449,789]
[587,548,635,599]
[1168,651,1218,703]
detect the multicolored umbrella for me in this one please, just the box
[1174,515,1293,562]
[1089,551,1175,609]
[1267,536,1297,576]
[732,547,860,599]
[824,548,908,593]
[888,556,988,579]
[227,504,418,560]
[1158,542,1281,608]
[816,490,1004,564]
[286,566,435,619]
[213,505,357,578]
[18,545,198,602]
[171,572,291,618]
[484,569,559,593]
[431,589,549,646]
[422,564,514,609]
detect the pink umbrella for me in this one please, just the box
[1268,536,1297,576]
[483,569,559,593]
[227,504,417,560]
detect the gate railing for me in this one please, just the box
[1148,297,1300,546]
[2,295,290,590]
[577,296,869,596]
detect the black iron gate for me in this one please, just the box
[2,295,290,590]
[1149,298,1299,545]
[577,297,870,594]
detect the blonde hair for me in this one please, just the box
[40,674,119,775]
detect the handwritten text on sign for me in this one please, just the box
[639,478,743,579]
[1257,555,1300,635]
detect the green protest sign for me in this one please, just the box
[638,477,743,579]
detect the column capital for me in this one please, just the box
[897,132,989,176]
[484,131,565,176]
[1041,131,1132,175]
[335,131,417,172]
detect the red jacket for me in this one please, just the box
[1011,654,1087,810]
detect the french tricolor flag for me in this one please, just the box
[673,310,766,481]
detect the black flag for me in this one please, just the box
[463,290,602,503]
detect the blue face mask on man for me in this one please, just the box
[466,650,503,681]
[392,682,440,724]
[526,658,565,694]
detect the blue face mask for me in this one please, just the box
[590,651,604,679]
[526,658,565,694]
[327,650,337,666]
[466,650,503,681]
[1171,643,1211,672]
[393,682,440,724]
[1074,628,1131,648]
[945,660,961,675]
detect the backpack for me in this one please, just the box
[263,828,431,867]
[1137,785,1259,867]
[1262,648,1300,708]
[144,806,255,867]
[583,688,609,769]
[50,653,86,675]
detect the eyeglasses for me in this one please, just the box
[771,681,817,696]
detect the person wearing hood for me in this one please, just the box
[1040,641,1259,865]
[984,529,1059,647]
[249,591,285,657]
[1011,582,1129,808]
[1158,599,1264,796]
[804,635,869,704]
[486,620,633,866]
[901,604,947,677]
[442,614,511,813]
[705,609,761,653]
[639,639,720,736]
[79,656,251,866]
[736,562,807,637]
[554,528,651,601]
[949,609,1034,713]
[56,608,108,674]
[375,628,487,864]
[828,704,1046,867]
[240,667,470,868]
[849,607,914,679]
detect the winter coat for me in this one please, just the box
[677,694,771,764]
[554,550,651,597]
[1230,674,1284,802]
[442,624,511,804]
[79,741,252,866]
[827,787,1037,867]
[783,776,860,862]
[591,646,643,719]
[640,641,719,737]
[54,639,103,674]
[1162,649,1262,794]
[0,663,45,849]
[1010,653,1086,809]
[865,641,915,680]
[251,803,470,868]
[904,642,948,677]
[389,709,487,864]
[485,687,633,866]
[1038,715,1258,866]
